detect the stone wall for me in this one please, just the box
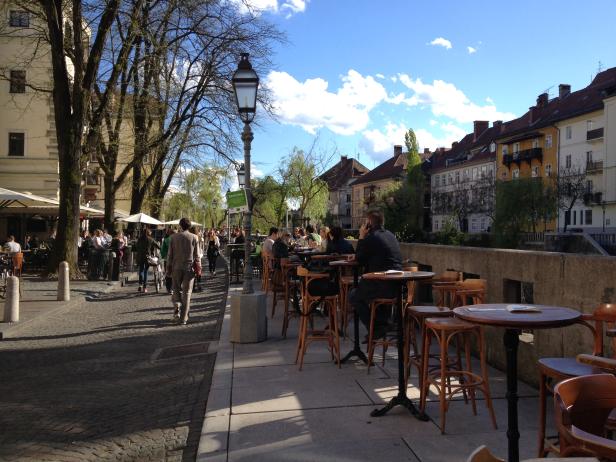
[402,243,616,385]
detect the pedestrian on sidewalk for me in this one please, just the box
[135,228,160,293]
[167,218,199,324]
[160,227,175,294]
[190,226,204,291]
[206,228,220,276]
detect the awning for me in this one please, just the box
[118,213,163,225]
[0,187,105,217]
[163,219,204,227]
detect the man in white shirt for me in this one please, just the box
[3,236,21,253]
[262,227,278,257]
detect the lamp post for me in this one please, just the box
[602,200,606,233]
[212,199,219,228]
[232,53,259,295]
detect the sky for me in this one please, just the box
[233,0,616,176]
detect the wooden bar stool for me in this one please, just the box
[339,273,354,335]
[430,271,463,308]
[452,279,487,307]
[419,316,497,434]
[281,259,301,338]
[367,297,397,373]
[537,303,616,457]
[295,266,341,371]
[270,257,287,318]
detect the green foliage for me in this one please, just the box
[162,165,225,227]
[492,178,557,248]
[252,175,289,231]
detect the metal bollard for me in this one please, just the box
[3,276,19,322]
[108,252,116,281]
[57,261,70,301]
[127,250,134,272]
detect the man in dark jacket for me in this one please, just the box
[349,210,403,338]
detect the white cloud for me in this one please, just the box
[397,74,516,123]
[429,119,438,126]
[429,37,452,49]
[266,69,388,135]
[359,121,467,162]
[390,76,398,83]
[229,0,308,17]
[375,73,385,79]
[467,46,477,54]
[360,122,408,162]
[485,96,494,104]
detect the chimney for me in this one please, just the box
[559,84,571,99]
[423,148,430,155]
[340,155,348,161]
[393,145,402,157]
[492,120,502,128]
[536,92,548,107]
[473,120,489,141]
[528,106,536,125]
[452,141,459,149]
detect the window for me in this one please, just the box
[480,165,487,177]
[346,208,351,217]
[502,145,508,155]
[463,169,469,181]
[346,193,351,203]
[545,134,553,148]
[490,142,496,153]
[585,209,592,225]
[472,167,478,180]
[513,142,520,153]
[501,171,507,179]
[586,180,593,193]
[9,10,29,27]
[532,138,539,148]
[564,210,571,226]
[586,151,593,164]
[532,166,539,177]
[565,126,572,139]
[9,70,25,93]
[8,132,24,156]
[441,175,445,187]
[565,154,572,168]
[455,171,460,183]
[573,210,577,225]
[545,163,552,177]
[587,120,593,131]
[512,169,520,179]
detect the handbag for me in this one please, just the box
[192,259,202,276]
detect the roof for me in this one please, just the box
[429,125,499,173]
[319,156,369,190]
[496,67,616,141]
[350,152,408,186]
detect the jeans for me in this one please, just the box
[207,254,217,273]
[349,280,397,331]
[138,261,149,286]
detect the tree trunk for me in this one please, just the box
[103,173,116,230]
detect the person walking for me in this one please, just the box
[167,218,199,324]
[206,228,220,276]
[190,226,204,291]
[135,228,159,293]
[160,228,175,294]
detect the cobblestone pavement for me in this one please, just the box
[0,260,229,462]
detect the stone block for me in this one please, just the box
[230,291,267,343]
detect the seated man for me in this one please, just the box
[262,227,278,258]
[3,235,21,254]
[349,210,403,340]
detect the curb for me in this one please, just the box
[196,255,235,461]
[0,277,125,340]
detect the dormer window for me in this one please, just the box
[490,142,496,153]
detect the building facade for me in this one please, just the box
[319,155,369,229]
[430,121,497,233]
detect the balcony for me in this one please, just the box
[587,127,604,141]
[502,147,542,166]
[583,191,603,205]
[586,160,604,174]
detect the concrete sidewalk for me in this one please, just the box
[0,275,122,339]
[198,289,551,462]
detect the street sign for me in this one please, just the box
[226,189,248,213]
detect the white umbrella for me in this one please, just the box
[163,219,204,227]
[119,212,163,225]
[0,187,60,208]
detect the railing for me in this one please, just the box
[587,127,604,141]
[519,232,544,243]
[589,233,616,256]
[586,160,604,173]
[519,147,543,162]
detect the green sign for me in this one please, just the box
[226,189,248,212]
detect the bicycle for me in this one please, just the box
[147,254,164,294]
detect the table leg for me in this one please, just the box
[341,266,368,365]
[504,328,520,462]
[371,284,428,421]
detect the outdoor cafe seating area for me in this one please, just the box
[237,246,616,462]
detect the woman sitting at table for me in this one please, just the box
[3,235,21,254]
[325,226,354,255]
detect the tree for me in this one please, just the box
[40,0,123,275]
[557,166,589,232]
[492,178,557,248]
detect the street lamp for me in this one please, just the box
[236,163,246,189]
[212,198,219,228]
[232,53,259,295]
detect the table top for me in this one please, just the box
[454,304,582,329]
[362,270,435,281]
[329,259,358,267]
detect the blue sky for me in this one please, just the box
[237,0,616,175]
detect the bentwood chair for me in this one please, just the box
[466,446,504,462]
[537,303,616,457]
[281,259,301,338]
[295,266,341,371]
[553,374,616,459]
[430,270,463,308]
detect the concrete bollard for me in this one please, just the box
[127,250,134,272]
[3,276,19,322]
[57,261,70,301]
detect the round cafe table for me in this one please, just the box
[362,270,435,419]
[329,259,367,364]
[454,304,581,462]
